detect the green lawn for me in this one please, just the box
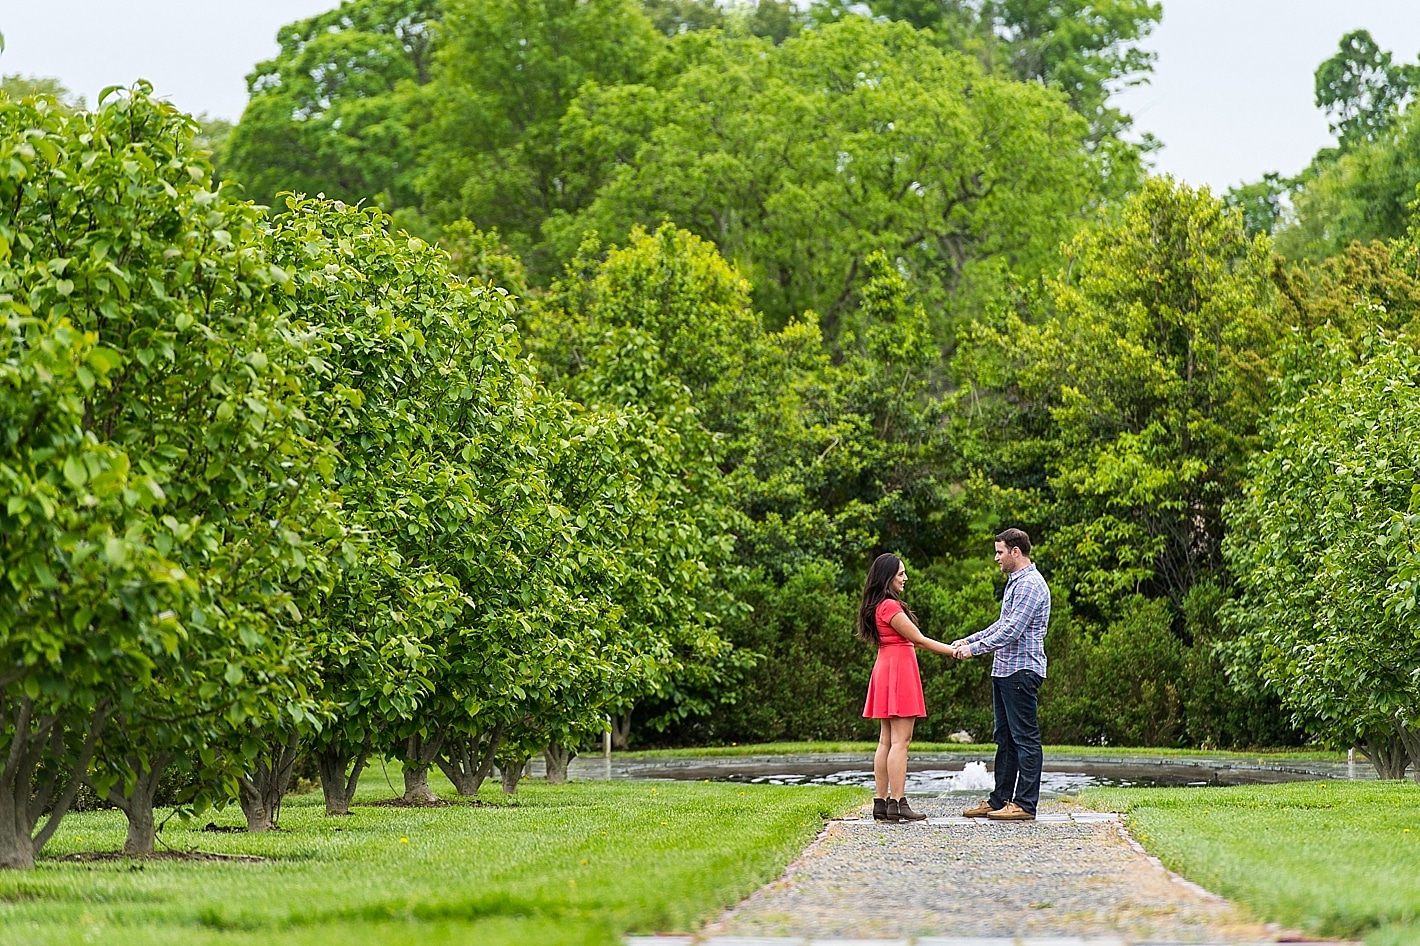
[1079,780,1420,944]
[619,740,1348,762]
[0,772,865,945]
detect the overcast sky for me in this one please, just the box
[3,1,1420,191]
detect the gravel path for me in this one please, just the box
[699,798,1280,943]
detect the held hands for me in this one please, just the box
[950,640,972,660]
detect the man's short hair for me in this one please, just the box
[995,528,1031,556]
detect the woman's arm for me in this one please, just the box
[889,612,958,657]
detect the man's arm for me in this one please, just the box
[962,622,997,646]
[968,580,1046,656]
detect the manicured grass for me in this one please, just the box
[620,740,1347,762]
[1078,780,1420,942]
[0,772,865,945]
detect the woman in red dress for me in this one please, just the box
[859,552,958,823]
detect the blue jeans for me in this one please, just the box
[989,669,1043,815]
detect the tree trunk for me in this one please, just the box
[435,723,504,796]
[402,732,444,804]
[0,698,109,869]
[1362,729,1410,780]
[104,752,173,857]
[611,712,632,752]
[123,801,157,857]
[1397,724,1420,784]
[317,744,370,816]
[500,755,530,794]
[239,733,300,832]
[544,743,576,785]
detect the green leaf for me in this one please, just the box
[63,455,88,487]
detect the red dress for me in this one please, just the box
[862,598,927,719]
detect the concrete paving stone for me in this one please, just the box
[1068,813,1121,823]
[913,938,1017,946]
[624,938,695,945]
[1032,814,1071,823]
[700,938,810,946]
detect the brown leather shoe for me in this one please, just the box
[893,797,927,822]
[883,798,902,823]
[962,800,997,818]
[985,802,1035,821]
[873,798,889,821]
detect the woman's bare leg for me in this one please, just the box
[888,716,916,798]
[874,719,891,798]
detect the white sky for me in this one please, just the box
[2,1,1420,191]
[1113,0,1420,191]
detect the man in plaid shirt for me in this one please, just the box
[952,528,1050,822]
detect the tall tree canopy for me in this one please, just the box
[552,17,1101,335]
[1276,104,1420,260]
[823,0,1161,146]
[225,0,1155,335]
[1315,28,1419,150]
[224,0,441,208]
[414,0,666,261]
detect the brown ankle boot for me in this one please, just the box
[894,797,927,822]
[883,797,903,823]
[873,798,889,821]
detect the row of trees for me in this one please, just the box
[0,87,738,868]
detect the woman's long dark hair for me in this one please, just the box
[856,552,914,645]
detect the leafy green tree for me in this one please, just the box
[1272,238,1420,340]
[1224,333,1420,777]
[254,197,571,809]
[706,251,990,742]
[528,226,747,743]
[1,74,83,107]
[1225,172,1290,238]
[0,87,345,863]
[258,202,735,802]
[1275,103,1420,260]
[1266,32,1420,259]
[252,198,476,814]
[642,0,725,35]
[1043,598,1184,745]
[438,220,530,298]
[415,0,666,264]
[530,228,997,743]
[819,0,1160,146]
[0,247,161,868]
[1315,29,1419,150]
[224,0,440,208]
[990,0,1160,145]
[957,179,1281,619]
[556,17,1100,336]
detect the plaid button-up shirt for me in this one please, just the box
[965,563,1050,678]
